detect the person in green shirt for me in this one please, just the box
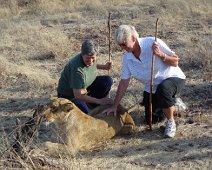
[57,39,113,113]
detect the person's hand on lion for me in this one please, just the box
[103,105,118,116]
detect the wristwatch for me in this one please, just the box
[162,53,167,61]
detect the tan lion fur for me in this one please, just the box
[37,97,135,156]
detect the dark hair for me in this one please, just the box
[81,39,99,56]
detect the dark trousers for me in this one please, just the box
[58,75,113,114]
[143,77,185,124]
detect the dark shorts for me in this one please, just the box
[142,77,185,124]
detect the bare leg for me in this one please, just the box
[163,105,176,121]
[163,105,176,138]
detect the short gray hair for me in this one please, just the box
[115,25,139,44]
[81,39,99,56]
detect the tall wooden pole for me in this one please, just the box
[108,12,112,75]
[149,18,159,130]
[107,12,112,98]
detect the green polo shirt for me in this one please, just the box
[57,54,97,98]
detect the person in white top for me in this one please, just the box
[104,25,186,138]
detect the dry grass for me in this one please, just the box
[0,0,211,169]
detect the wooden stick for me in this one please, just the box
[108,12,112,75]
[149,18,159,130]
[107,12,112,98]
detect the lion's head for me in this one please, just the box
[43,97,76,123]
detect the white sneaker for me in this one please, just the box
[175,98,188,112]
[164,119,176,138]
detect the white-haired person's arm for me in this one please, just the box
[153,40,179,67]
[103,78,130,116]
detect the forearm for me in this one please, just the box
[75,94,100,104]
[97,64,107,70]
[73,89,100,104]
[158,53,179,67]
[113,79,130,107]
[153,41,179,67]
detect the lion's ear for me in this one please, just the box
[63,103,74,112]
[60,98,70,105]
[117,104,128,114]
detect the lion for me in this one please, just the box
[36,97,135,156]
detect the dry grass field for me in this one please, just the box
[0,0,211,169]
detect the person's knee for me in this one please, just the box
[105,76,113,87]
[156,81,177,108]
[101,76,113,90]
[71,99,89,114]
[156,83,169,96]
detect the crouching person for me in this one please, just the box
[104,25,186,138]
[57,39,113,113]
